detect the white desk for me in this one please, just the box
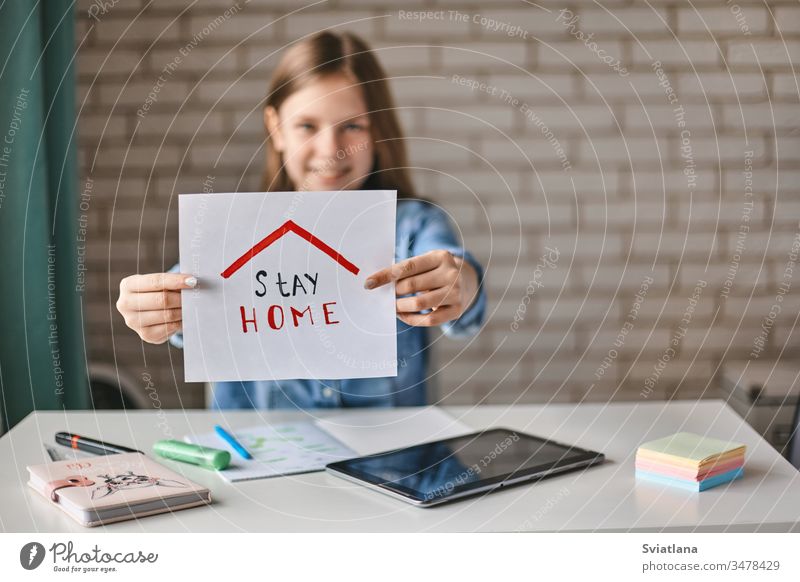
[1,400,798,532]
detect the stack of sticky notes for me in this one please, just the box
[635,432,746,491]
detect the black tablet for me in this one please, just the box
[326,428,605,506]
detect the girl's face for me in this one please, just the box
[265,74,374,192]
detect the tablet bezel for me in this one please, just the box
[326,428,605,507]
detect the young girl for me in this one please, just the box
[117,31,487,410]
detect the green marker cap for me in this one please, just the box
[153,440,231,471]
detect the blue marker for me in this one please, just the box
[214,425,253,460]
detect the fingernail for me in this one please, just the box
[364,278,375,290]
[185,276,197,288]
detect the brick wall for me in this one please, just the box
[76,0,800,408]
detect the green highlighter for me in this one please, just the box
[153,440,231,471]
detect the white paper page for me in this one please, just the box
[179,190,397,382]
[185,422,357,482]
[314,407,474,455]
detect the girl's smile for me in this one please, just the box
[265,74,374,192]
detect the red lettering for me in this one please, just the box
[267,305,284,330]
[240,306,258,333]
[290,305,314,327]
[323,302,339,325]
[237,302,340,333]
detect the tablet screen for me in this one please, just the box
[327,428,604,504]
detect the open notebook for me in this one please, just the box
[28,452,211,527]
[185,406,473,482]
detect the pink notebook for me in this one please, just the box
[27,452,211,527]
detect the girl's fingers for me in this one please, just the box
[364,250,448,289]
[125,308,183,328]
[121,273,196,293]
[394,267,450,295]
[120,290,182,312]
[398,305,461,327]
[396,287,453,314]
[138,321,183,345]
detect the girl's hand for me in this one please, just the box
[364,250,479,327]
[116,273,196,344]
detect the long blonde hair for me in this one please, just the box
[262,31,416,199]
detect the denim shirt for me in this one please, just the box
[170,199,487,410]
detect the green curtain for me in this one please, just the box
[0,1,89,432]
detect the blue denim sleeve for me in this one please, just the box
[167,262,184,349]
[408,203,487,339]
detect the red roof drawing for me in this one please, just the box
[220,219,360,279]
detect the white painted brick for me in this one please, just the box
[735,229,800,255]
[439,42,528,70]
[679,72,767,100]
[468,233,531,266]
[432,360,525,391]
[619,291,716,323]
[721,103,800,131]
[538,40,626,68]
[95,14,182,42]
[406,137,476,166]
[682,136,766,164]
[543,233,624,259]
[581,327,673,356]
[724,168,800,195]
[729,41,800,67]
[773,6,800,34]
[677,200,765,224]
[385,9,471,38]
[488,327,579,354]
[525,170,621,198]
[190,141,265,169]
[679,262,770,296]
[578,136,665,164]
[631,230,722,258]
[149,45,238,73]
[488,202,573,227]
[487,73,577,102]
[421,104,516,134]
[627,358,715,387]
[776,136,800,161]
[772,74,800,99]
[770,199,800,225]
[284,11,378,40]
[187,11,278,41]
[78,112,128,140]
[624,104,717,132]
[480,137,574,168]
[631,168,717,195]
[532,357,615,386]
[430,170,521,201]
[94,145,182,169]
[677,6,769,35]
[580,201,669,226]
[472,8,568,38]
[371,44,437,73]
[391,75,482,105]
[138,111,227,137]
[576,7,670,35]
[581,263,670,292]
[632,40,721,66]
[523,104,619,132]
[78,49,145,76]
[580,72,675,99]
[196,78,268,105]
[724,295,800,323]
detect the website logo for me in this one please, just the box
[20,542,46,570]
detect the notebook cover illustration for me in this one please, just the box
[27,452,210,526]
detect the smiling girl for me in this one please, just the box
[116,31,487,409]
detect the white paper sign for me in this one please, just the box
[179,190,397,382]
